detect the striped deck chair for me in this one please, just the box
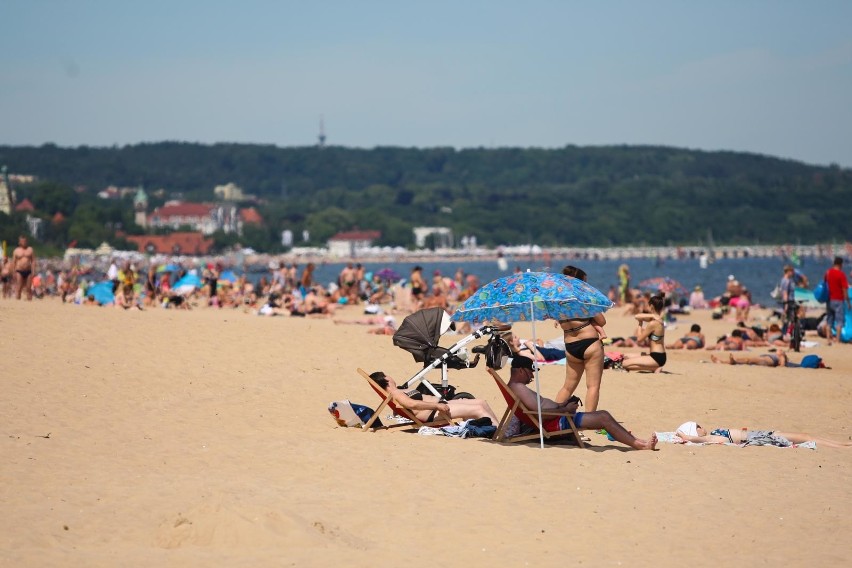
[488,369,585,447]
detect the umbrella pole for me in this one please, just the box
[530,299,545,449]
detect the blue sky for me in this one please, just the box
[2,1,851,167]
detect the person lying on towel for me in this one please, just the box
[675,421,852,448]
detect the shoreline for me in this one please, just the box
[55,242,848,267]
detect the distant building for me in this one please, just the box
[147,201,244,235]
[0,166,16,215]
[97,185,139,200]
[327,230,381,258]
[14,198,35,212]
[413,226,453,249]
[239,207,263,226]
[126,232,215,256]
[214,182,251,202]
[134,188,148,228]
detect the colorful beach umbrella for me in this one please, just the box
[638,276,688,296]
[375,267,402,283]
[452,271,612,325]
[452,271,612,448]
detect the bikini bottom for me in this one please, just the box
[650,352,667,367]
[564,337,598,360]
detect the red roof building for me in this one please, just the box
[239,207,263,225]
[15,198,35,212]
[126,232,215,256]
[147,201,250,235]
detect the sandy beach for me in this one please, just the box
[2,299,852,567]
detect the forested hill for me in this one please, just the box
[1,142,850,248]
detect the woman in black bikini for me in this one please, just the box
[554,266,607,412]
[622,295,667,372]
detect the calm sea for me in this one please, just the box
[249,255,834,308]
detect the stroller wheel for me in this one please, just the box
[451,392,475,400]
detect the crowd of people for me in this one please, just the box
[6,233,849,449]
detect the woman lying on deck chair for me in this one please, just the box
[370,371,499,426]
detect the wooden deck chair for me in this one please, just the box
[357,368,459,431]
[488,369,585,447]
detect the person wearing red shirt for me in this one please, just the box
[824,257,851,345]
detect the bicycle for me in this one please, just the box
[783,300,803,352]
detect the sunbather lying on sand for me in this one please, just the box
[705,329,745,351]
[666,324,705,349]
[335,315,396,334]
[710,351,792,367]
[675,421,852,448]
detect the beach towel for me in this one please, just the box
[655,431,815,449]
[417,418,496,438]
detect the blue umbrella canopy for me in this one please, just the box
[219,270,238,283]
[452,271,612,325]
[156,263,180,273]
[87,281,115,305]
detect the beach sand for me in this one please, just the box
[2,300,851,567]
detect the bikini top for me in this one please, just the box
[710,428,734,443]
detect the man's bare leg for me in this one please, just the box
[578,410,657,450]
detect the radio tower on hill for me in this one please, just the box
[318,115,326,148]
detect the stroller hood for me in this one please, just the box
[393,308,456,363]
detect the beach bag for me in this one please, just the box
[603,351,624,370]
[842,310,852,343]
[482,335,512,369]
[799,355,824,369]
[328,400,381,427]
[813,279,829,303]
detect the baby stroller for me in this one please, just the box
[392,307,511,400]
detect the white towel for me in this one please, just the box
[676,421,698,437]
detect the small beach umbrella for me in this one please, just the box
[375,267,402,283]
[219,270,238,283]
[157,263,180,273]
[452,271,612,448]
[172,273,202,295]
[218,270,238,287]
[639,276,688,296]
[87,281,115,305]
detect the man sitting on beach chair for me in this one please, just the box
[500,358,657,450]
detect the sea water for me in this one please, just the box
[251,255,835,308]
